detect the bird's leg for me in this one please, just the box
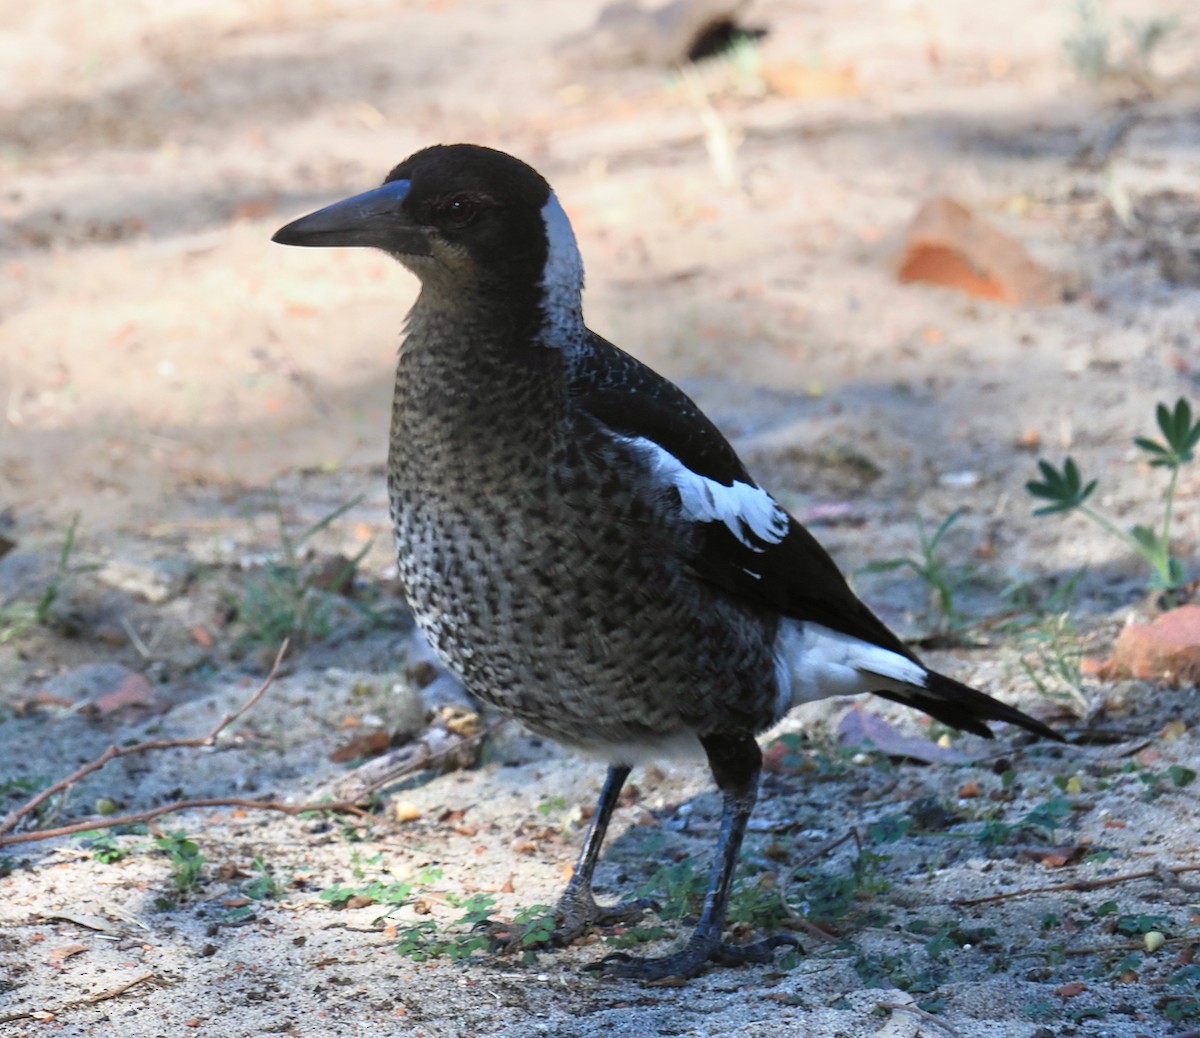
[489,763,656,950]
[589,734,801,981]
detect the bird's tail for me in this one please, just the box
[874,668,1063,742]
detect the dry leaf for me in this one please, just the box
[47,943,88,966]
[328,730,390,763]
[838,707,973,764]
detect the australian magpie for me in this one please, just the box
[273,144,1059,981]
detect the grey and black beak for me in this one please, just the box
[271,179,429,255]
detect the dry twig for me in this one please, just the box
[954,863,1200,906]
[0,794,367,847]
[0,642,290,840]
[0,642,501,848]
[320,715,502,803]
[879,1000,962,1037]
[778,828,859,940]
[0,971,156,1026]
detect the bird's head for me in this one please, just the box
[272,143,585,343]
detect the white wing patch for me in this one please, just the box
[628,436,789,550]
[774,620,929,718]
[539,191,586,344]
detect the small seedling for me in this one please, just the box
[238,492,373,646]
[1164,964,1200,1022]
[1063,0,1178,84]
[859,508,974,635]
[321,863,444,922]
[1018,611,1087,714]
[242,854,282,901]
[0,513,90,642]
[154,829,205,893]
[82,831,126,864]
[975,796,1072,850]
[1027,398,1200,592]
[635,858,708,921]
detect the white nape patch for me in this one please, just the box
[628,437,788,550]
[773,620,928,719]
[539,191,586,344]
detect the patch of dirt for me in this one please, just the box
[3,2,1200,1036]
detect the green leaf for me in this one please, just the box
[1129,524,1163,553]
[1169,765,1197,788]
[859,559,912,574]
[1148,398,1200,464]
[1026,457,1096,515]
[1133,436,1173,467]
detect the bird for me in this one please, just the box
[272,144,1061,981]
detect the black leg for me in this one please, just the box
[488,764,656,950]
[589,733,801,980]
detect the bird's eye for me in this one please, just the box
[439,195,479,229]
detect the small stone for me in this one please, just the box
[97,552,192,604]
[561,0,753,69]
[393,801,421,823]
[40,662,154,714]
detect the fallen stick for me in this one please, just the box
[879,1001,962,1038]
[0,646,501,848]
[0,641,289,838]
[954,863,1200,906]
[319,713,500,803]
[0,971,156,1026]
[0,794,366,847]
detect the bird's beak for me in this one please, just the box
[271,179,430,255]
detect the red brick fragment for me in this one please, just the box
[1097,605,1200,684]
[894,196,1065,305]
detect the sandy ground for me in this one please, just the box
[3,1,1200,1035]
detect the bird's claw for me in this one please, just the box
[586,932,803,981]
[475,893,660,953]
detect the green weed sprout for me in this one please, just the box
[1027,398,1200,591]
[859,509,973,634]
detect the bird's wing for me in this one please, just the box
[567,333,1060,742]
[566,332,917,662]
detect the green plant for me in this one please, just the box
[1018,611,1087,713]
[1027,398,1200,592]
[859,509,974,635]
[389,889,562,964]
[976,796,1072,850]
[0,513,89,642]
[1063,0,1178,83]
[321,863,444,922]
[242,854,282,901]
[1163,964,1200,1022]
[82,831,126,864]
[394,892,499,963]
[154,830,205,892]
[238,492,372,646]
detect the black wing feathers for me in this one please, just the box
[567,333,918,661]
[566,333,1060,742]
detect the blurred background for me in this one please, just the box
[4,7,1200,1033]
[2,0,1199,659]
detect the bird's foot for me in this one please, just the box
[483,886,659,952]
[586,930,802,981]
